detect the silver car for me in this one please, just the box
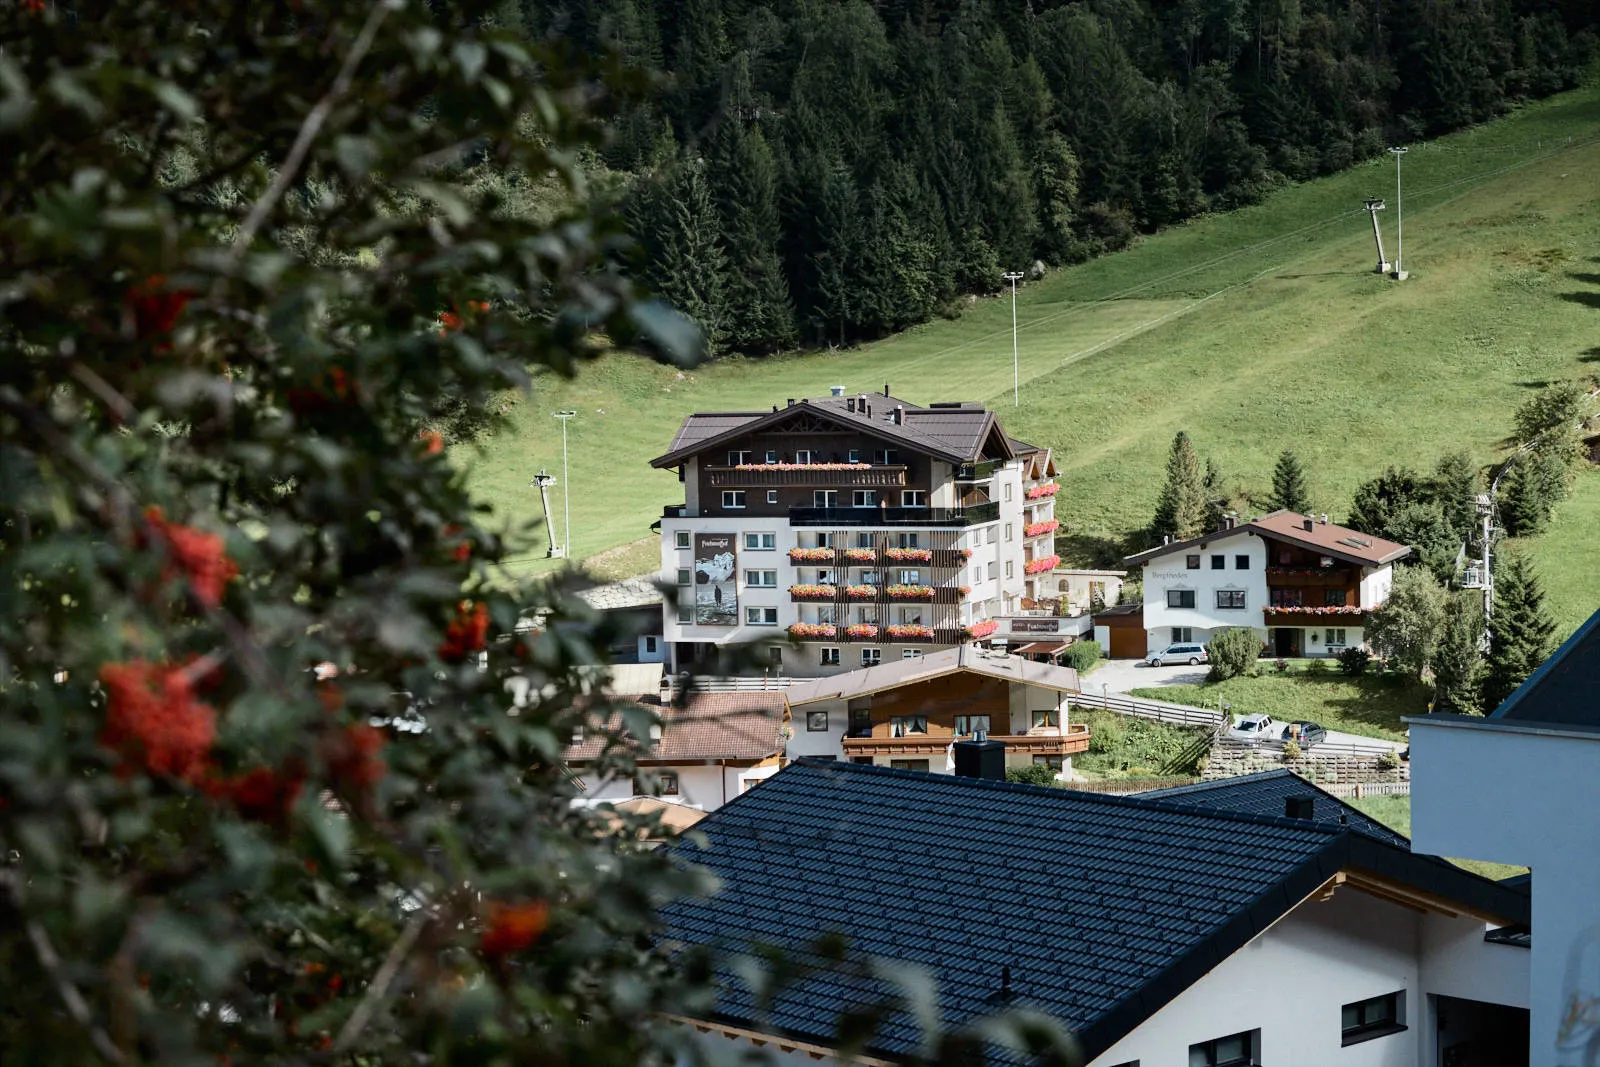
[1147,643,1208,667]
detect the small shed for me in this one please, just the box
[1093,601,1146,659]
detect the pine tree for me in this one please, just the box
[1270,449,1310,513]
[634,160,731,356]
[1432,595,1485,714]
[1497,457,1552,537]
[1348,466,1426,538]
[1153,431,1207,540]
[1482,551,1558,710]
[710,117,797,354]
[1431,450,1480,542]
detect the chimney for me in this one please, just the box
[884,383,891,396]
[787,398,796,407]
[1320,513,1329,524]
[953,737,1007,781]
[891,405,903,425]
[830,384,846,397]
[1285,795,1315,820]
[846,396,856,413]
[1302,517,1315,532]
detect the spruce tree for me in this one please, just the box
[1433,595,1486,714]
[1270,449,1311,513]
[710,118,797,354]
[636,160,731,356]
[1497,457,1551,537]
[1153,431,1208,541]
[1431,450,1480,542]
[1482,551,1558,710]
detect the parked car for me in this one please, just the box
[1147,643,1209,667]
[1229,713,1276,743]
[1282,720,1328,749]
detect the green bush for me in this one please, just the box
[1087,712,1126,754]
[1207,627,1260,681]
[1076,710,1210,778]
[1338,647,1372,676]
[1305,657,1330,676]
[1062,640,1102,672]
[1282,739,1303,761]
[1376,749,1401,771]
[1006,764,1060,786]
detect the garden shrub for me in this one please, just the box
[1376,749,1401,771]
[1338,647,1372,676]
[1006,764,1059,786]
[1062,640,1102,672]
[1282,740,1303,761]
[1206,627,1260,681]
[1305,657,1330,676]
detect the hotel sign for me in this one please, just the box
[693,533,737,626]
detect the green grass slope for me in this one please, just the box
[468,86,1600,592]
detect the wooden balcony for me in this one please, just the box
[842,724,1091,758]
[1263,607,1368,627]
[706,465,907,488]
[1265,567,1357,588]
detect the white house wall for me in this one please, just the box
[1361,565,1394,608]
[574,762,776,812]
[786,699,849,759]
[1418,912,1529,1011]
[1087,887,1508,1067]
[1141,532,1268,654]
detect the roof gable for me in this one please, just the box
[1125,511,1411,568]
[566,692,787,762]
[1134,769,1409,848]
[1490,606,1600,726]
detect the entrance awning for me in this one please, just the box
[1013,641,1071,656]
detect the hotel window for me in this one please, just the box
[1003,483,1013,501]
[1031,708,1060,729]
[1004,523,1013,541]
[820,647,840,666]
[988,562,998,580]
[744,532,776,551]
[1186,555,1201,569]
[857,532,874,548]
[902,490,927,506]
[856,607,878,625]
[722,490,746,509]
[766,490,778,504]
[889,759,929,771]
[1033,755,1064,771]
[1325,588,1347,606]
[902,649,922,659]
[862,648,881,666]
[1235,554,1249,569]
[1271,588,1303,607]
[745,570,777,588]
[674,530,690,549]
[1005,561,1014,579]
[728,450,751,465]
[1188,1029,1257,1067]
[1171,626,1194,643]
[768,646,783,666]
[897,532,920,548]
[814,490,839,508]
[765,450,777,464]
[954,714,991,737]
[815,532,832,548]
[873,449,899,465]
[817,606,837,624]
[898,569,921,584]
[656,771,679,796]
[676,568,692,586]
[745,607,778,626]
[853,490,877,507]
[1167,589,1197,609]
[1342,992,1404,1046]
[795,449,814,464]
[644,636,658,654]
[636,770,679,797]
[676,600,693,623]
[1326,628,1348,646]
[897,608,922,625]
[1215,590,1247,610]
[1211,555,1225,570]
[817,569,836,584]
[848,449,861,463]
[891,716,928,736]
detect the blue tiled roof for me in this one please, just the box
[1490,607,1600,726]
[1133,770,1410,848]
[661,760,1528,1062]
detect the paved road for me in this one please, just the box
[1085,658,1406,752]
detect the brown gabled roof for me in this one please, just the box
[783,644,1081,707]
[650,392,1016,469]
[1124,511,1411,568]
[566,691,788,763]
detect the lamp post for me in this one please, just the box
[554,410,576,561]
[1388,147,1408,280]
[1362,197,1389,274]
[1003,271,1025,406]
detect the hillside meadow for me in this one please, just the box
[467,85,1600,633]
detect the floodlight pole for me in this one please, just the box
[1388,147,1409,280]
[532,469,560,558]
[1363,198,1390,273]
[1003,271,1025,406]
[554,410,577,561]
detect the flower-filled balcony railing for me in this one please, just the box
[1024,554,1061,575]
[1263,605,1365,615]
[883,547,933,563]
[845,624,879,640]
[788,547,835,563]
[788,584,837,601]
[963,620,999,640]
[842,548,877,564]
[843,585,878,599]
[787,622,837,639]
[1025,482,1060,500]
[886,624,934,641]
[885,584,934,601]
[1024,520,1059,538]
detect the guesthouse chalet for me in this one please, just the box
[1125,510,1411,659]
[651,386,1059,677]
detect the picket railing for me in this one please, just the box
[1068,690,1225,728]
[1318,780,1411,798]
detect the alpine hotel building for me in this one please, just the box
[652,386,1060,677]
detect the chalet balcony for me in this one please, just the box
[1263,605,1368,627]
[706,464,908,488]
[785,623,972,644]
[789,502,1000,527]
[1265,566,1357,588]
[955,459,1004,481]
[841,724,1091,758]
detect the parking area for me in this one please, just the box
[1088,658,1208,696]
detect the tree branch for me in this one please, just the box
[23,913,127,1064]
[331,911,426,1052]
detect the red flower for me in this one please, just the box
[100,660,216,783]
[23,0,46,12]
[222,766,304,825]
[418,429,444,455]
[439,311,463,335]
[439,600,490,663]
[480,900,550,959]
[325,724,386,792]
[126,275,195,342]
[143,506,239,608]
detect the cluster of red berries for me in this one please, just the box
[143,506,239,609]
[205,765,304,826]
[438,301,490,336]
[125,275,195,342]
[417,429,445,455]
[99,660,217,783]
[285,365,353,417]
[323,724,386,792]
[439,600,490,663]
[479,900,550,960]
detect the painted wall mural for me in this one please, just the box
[693,533,737,626]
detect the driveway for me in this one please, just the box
[1087,658,1208,696]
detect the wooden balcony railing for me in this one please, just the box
[842,723,1091,758]
[706,465,908,488]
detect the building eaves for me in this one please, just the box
[650,399,977,469]
[1123,511,1410,568]
[781,645,1081,707]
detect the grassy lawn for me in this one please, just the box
[1524,465,1600,641]
[1347,796,1528,882]
[1072,709,1211,780]
[1129,666,1425,740]
[467,84,1600,599]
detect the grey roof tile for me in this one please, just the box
[1133,769,1410,848]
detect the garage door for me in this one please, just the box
[1107,626,1146,659]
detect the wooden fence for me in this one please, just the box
[1067,691,1225,728]
[1317,780,1411,798]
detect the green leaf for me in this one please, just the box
[452,40,488,83]
[149,80,200,123]
[303,801,351,871]
[0,55,35,130]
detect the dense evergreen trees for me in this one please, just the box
[1153,431,1208,541]
[525,0,1597,354]
[1483,551,1558,710]
[1433,595,1487,714]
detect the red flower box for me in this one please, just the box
[788,547,834,563]
[955,549,974,562]
[789,584,837,601]
[1266,605,1364,615]
[734,462,869,471]
[1024,554,1060,575]
[1024,519,1059,538]
[963,620,999,640]
[788,622,838,638]
[885,584,934,600]
[1025,483,1060,500]
[845,624,879,639]
[843,548,876,564]
[883,547,933,563]
[844,584,877,599]
[886,625,934,640]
